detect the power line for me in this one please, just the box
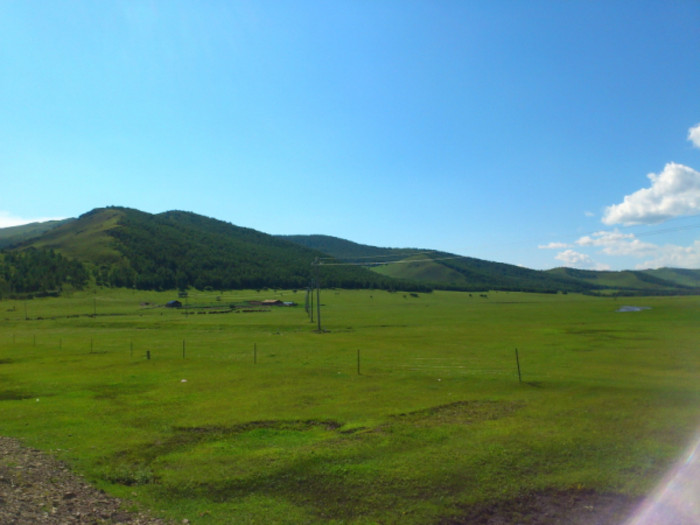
[315,217,700,268]
[630,221,700,238]
[318,250,436,262]
[318,252,472,267]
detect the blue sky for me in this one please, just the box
[2,1,700,270]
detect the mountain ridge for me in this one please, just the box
[1,208,699,296]
[0,207,424,294]
[280,234,700,295]
[0,219,74,249]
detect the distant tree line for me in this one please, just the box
[435,256,596,294]
[0,248,89,297]
[0,245,428,297]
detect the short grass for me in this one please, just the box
[372,255,467,286]
[31,207,124,264]
[1,289,699,523]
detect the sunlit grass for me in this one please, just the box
[1,289,699,523]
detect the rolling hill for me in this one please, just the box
[545,267,700,295]
[281,234,596,293]
[282,234,700,295]
[1,208,699,296]
[1,207,423,294]
[0,219,72,249]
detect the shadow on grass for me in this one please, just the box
[440,488,641,525]
[101,400,525,521]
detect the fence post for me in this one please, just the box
[515,348,522,383]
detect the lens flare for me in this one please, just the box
[624,432,700,525]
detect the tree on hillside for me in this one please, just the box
[0,248,89,297]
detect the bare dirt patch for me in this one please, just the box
[0,436,172,524]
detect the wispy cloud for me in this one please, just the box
[689,123,700,149]
[554,249,610,270]
[538,241,570,250]
[576,230,656,256]
[637,240,700,269]
[545,227,700,270]
[602,162,700,225]
[572,229,700,269]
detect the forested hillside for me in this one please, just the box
[279,234,424,261]
[283,235,595,293]
[0,248,89,297]
[102,209,419,291]
[2,209,699,297]
[284,234,700,295]
[3,208,425,294]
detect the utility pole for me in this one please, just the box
[313,258,322,332]
[306,286,313,323]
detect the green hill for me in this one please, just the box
[545,267,700,295]
[3,210,699,296]
[282,235,594,293]
[5,207,422,293]
[279,234,425,261]
[27,208,125,265]
[283,234,700,295]
[643,267,700,288]
[0,219,72,249]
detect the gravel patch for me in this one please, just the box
[0,436,172,525]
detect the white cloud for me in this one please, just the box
[602,163,700,225]
[0,211,64,228]
[555,249,610,270]
[689,123,700,149]
[562,228,700,269]
[637,240,700,269]
[538,241,570,250]
[545,230,700,270]
[575,230,656,256]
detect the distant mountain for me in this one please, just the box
[545,267,700,295]
[2,209,699,297]
[283,234,700,295]
[281,234,596,293]
[643,267,700,288]
[280,234,425,261]
[0,219,72,249]
[3,207,422,293]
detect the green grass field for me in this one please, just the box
[1,289,699,523]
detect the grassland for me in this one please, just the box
[1,289,699,523]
